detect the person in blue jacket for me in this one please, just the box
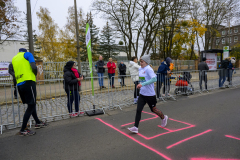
[156,57,172,98]
[227,58,234,86]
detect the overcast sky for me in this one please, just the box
[15,0,105,33]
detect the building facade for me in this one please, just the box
[0,40,29,62]
[209,25,240,50]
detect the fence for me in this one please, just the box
[1,68,239,134]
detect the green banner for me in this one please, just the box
[86,23,94,96]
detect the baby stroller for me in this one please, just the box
[174,72,194,96]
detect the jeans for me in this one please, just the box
[219,76,226,87]
[65,90,80,113]
[97,73,104,87]
[108,73,115,86]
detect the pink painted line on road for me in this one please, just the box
[158,125,195,133]
[191,158,240,160]
[166,129,212,149]
[96,118,172,160]
[225,135,240,141]
[121,116,158,127]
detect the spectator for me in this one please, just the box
[118,61,126,87]
[63,61,83,117]
[12,48,47,136]
[198,57,209,91]
[8,63,18,99]
[107,58,116,88]
[96,55,107,89]
[129,57,140,104]
[219,58,229,88]
[227,57,235,86]
[156,57,172,98]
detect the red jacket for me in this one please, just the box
[107,62,116,74]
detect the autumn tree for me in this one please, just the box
[193,0,240,51]
[0,0,20,44]
[36,7,61,62]
[98,21,118,60]
[59,6,85,61]
[92,0,177,59]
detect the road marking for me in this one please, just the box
[96,118,172,160]
[166,129,212,149]
[225,135,240,141]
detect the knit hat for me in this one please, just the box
[65,61,75,70]
[166,57,172,65]
[19,48,27,52]
[202,57,206,61]
[141,55,151,64]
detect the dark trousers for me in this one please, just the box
[227,69,233,85]
[156,80,170,98]
[13,79,17,97]
[134,95,164,128]
[134,81,140,98]
[21,104,41,131]
[65,90,80,113]
[199,75,207,90]
[119,75,125,86]
[108,73,115,86]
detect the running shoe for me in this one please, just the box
[18,129,36,136]
[78,111,84,116]
[35,121,48,129]
[128,126,138,133]
[161,115,168,127]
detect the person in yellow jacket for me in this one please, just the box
[12,48,47,136]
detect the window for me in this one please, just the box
[222,38,225,44]
[216,39,219,45]
[234,36,238,42]
[209,39,211,43]
[228,29,232,34]
[230,37,232,43]
[222,30,225,35]
[234,28,238,33]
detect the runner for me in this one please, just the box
[12,48,47,136]
[128,55,168,133]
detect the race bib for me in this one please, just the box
[139,77,146,83]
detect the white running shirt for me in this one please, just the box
[139,65,156,96]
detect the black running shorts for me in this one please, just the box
[17,81,36,105]
[139,94,157,108]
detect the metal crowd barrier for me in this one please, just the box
[1,68,240,134]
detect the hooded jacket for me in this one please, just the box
[63,65,81,91]
[118,63,126,75]
[129,61,140,82]
[157,61,170,82]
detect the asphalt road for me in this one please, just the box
[0,87,240,160]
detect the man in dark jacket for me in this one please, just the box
[96,55,107,89]
[8,63,17,99]
[198,57,209,91]
[156,57,172,98]
[118,61,126,86]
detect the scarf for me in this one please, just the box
[71,68,81,86]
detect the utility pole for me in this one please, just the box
[26,0,34,55]
[74,0,81,72]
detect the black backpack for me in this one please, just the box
[221,60,229,69]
